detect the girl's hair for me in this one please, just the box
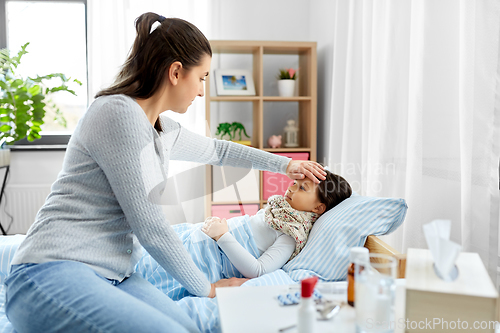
[317,170,352,213]
[95,12,212,131]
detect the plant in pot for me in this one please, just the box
[0,42,82,166]
[277,67,297,97]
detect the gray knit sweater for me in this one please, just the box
[11,94,291,297]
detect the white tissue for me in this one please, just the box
[422,220,462,281]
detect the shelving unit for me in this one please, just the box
[205,41,317,218]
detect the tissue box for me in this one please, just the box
[405,248,498,332]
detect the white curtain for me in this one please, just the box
[326,0,500,285]
[87,0,212,224]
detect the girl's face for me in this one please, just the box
[284,179,325,214]
[170,54,211,113]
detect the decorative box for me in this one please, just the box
[211,204,260,219]
[405,248,498,332]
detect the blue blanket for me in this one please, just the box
[0,218,296,333]
[135,215,296,332]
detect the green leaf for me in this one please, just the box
[27,84,41,96]
[15,105,30,115]
[33,109,44,119]
[48,86,72,94]
[11,43,29,68]
[28,130,41,141]
[11,79,23,88]
[32,95,44,103]
[15,123,29,134]
[15,93,29,103]
[0,124,12,132]
[0,116,11,122]
[16,113,31,124]
[32,102,46,110]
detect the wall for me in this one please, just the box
[308,0,337,165]
[1,151,64,234]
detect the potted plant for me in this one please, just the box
[0,42,81,166]
[277,67,297,97]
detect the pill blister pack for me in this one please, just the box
[276,289,323,306]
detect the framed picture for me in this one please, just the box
[214,69,256,96]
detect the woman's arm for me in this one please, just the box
[161,116,325,182]
[162,117,289,174]
[217,233,295,278]
[202,217,295,278]
[83,96,212,296]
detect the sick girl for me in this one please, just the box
[202,170,352,278]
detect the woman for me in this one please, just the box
[5,13,325,333]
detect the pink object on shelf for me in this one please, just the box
[267,135,282,148]
[211,204,260,219]
[263,152,310,200]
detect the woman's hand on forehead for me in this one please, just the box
[286,160,326,184]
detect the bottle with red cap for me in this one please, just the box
[298,275,318,333]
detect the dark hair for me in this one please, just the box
[317,170,352,213]
[95,12,212,131]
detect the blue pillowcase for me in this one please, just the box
[282,192,407,282]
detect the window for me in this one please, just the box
[0,0,87,146]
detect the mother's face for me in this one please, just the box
[168,55,211,114]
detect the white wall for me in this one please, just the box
[308,0,337,165]
[2,151,64,234]
[210,0,311,41]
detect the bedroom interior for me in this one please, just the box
[0,0,499,332]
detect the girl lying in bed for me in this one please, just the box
[137,169,351,301]
[201,170,352,278]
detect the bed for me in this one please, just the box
[0,193,407,332]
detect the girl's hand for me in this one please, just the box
[286,160,326,184]
[202,217,228,241]
[208,277,250,298]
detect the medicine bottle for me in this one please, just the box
[347,247,369,307]
[297,276,318,333]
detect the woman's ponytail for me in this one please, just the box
[132,12,165,53]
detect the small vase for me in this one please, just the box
[278,79,295,97]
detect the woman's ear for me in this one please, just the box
[313,203,326,215]
[168,61,183,86]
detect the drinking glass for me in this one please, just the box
[355,253,397,333]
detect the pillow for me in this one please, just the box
[282,192,407,282]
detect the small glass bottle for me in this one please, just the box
[347,247,369,307]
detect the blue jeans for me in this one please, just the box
[5,261,201,333]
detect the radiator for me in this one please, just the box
[0,185,51,235]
